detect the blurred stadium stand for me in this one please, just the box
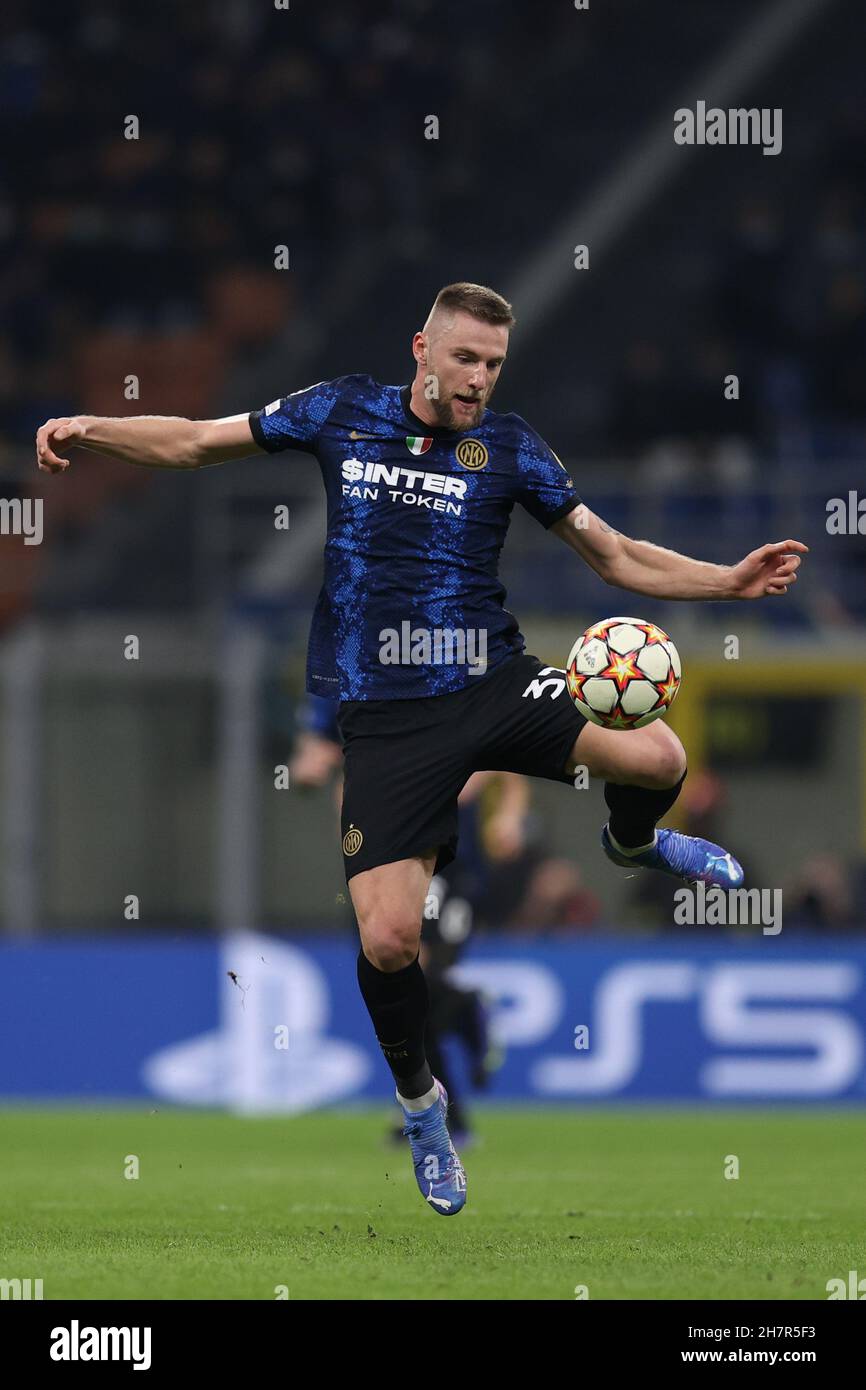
[0,0,864,933]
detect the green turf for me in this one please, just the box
[1,1106,863,1300]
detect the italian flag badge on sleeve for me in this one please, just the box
[406,436,433,455]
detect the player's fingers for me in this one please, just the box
[766,555,803,584]
[35,421,54,453]
[37,444,70,471]
[36,437,70,471]
[768,539,809,554]
[37,418,80,472]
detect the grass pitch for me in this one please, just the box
[1,1106,862,1300]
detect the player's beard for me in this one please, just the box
[432,386,490,432]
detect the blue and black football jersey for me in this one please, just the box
[249,375,581,700]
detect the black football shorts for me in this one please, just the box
[337,652,588,881]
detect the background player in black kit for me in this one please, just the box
[36,280,807,1218]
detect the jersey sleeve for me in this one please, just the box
[298,693,341,744]
[249,379,344,453]
[513,419,582,528]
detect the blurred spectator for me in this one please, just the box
[509,857,601,931]
[785,853,856,931]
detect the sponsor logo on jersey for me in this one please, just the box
[343,824,364,856]
[350,429,379,440]
[406,436,433,455]
[455,438,488,470]
[341,459,467,498]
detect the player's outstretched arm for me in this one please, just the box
[551,503,808,600]
[35,412,262,474]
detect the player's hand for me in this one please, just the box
[36,417,87,473]
[729,539,808,599]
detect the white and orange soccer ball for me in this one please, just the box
[566,616,681,729]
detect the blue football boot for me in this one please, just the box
[601,823,744,887]
[399,1079,467,1216]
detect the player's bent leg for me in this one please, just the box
[567,717,686,788]
[350,851,467,1215]
[567,721,744,889]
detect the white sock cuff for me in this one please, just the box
[396,1081,439,1112]
[607,825,657,857]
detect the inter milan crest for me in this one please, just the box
[455,439,488,470]
[342,824,364,855]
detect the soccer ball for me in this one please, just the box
[566,616,681,729]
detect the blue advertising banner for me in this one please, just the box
[1,933,865,1108]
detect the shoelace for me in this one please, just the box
[403,1116,450,1146]
[402,1116,459,1176]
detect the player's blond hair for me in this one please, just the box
[427,282,516,331]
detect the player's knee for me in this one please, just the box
[644,729,687,789]
[359,922,420,971]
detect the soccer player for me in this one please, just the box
[36,281,807,1217]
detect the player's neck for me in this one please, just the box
[405,379,447,432]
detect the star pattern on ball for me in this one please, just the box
[599,649,643,691]
[583,619,615,642]
[605,708,641,730]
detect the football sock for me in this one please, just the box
[604,769,687,849]
[356,949,433,1098]
[607,827,656,856]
